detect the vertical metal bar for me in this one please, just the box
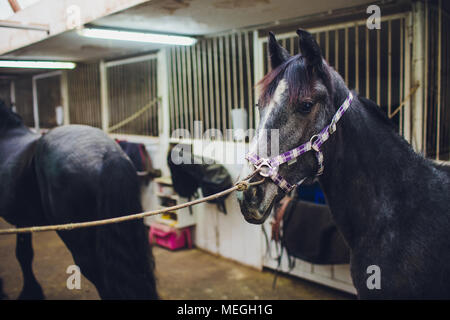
[436,0,442,160]
[325,31,329,61]
[345,27,348,84]
[238,32,244,110]
[207,38,214,130]
[399,18,404,135]
[202,40,210,130]
[172,47,180,131]
[289,36,295,55]
[153,59,158,136]
[32,76,39,130]
[197,41,204,125]
[213,37,220,132]
[366,27,370,98]
[187,45,194,135]
[219,36,227,135]
[355,24,359,92]
[99,60,108,131]
[423,1,428,155]
[176,46,184,129]
[388,20,392,117]
[225,35,233,130]
[377,28,381,106]
[232,33,238,109]
[168,49,175,132]
[181,46,189,132]
[335,29,339,71]
[404,14,412,142]
[192,45,199,125]
[60,71,70,125]
[245,31,253,132]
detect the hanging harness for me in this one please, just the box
[246,92,354,192]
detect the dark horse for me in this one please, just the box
[0,101,158,299]
[239,30,450,299]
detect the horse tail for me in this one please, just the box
[96,153,158,299]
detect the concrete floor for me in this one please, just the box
[0,218,353,300]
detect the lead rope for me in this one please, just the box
[0,170,264,235]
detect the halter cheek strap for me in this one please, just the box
[246,92,354,192]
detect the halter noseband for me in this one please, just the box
[246,92,354,192]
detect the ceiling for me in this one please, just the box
[0,0,379,75]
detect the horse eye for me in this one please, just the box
[298,101,314,113]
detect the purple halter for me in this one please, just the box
[246,92,354,192]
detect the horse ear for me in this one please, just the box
[268,31,290,69]
[296,29,323,66]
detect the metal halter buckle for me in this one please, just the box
[309,134,320,152]
[255,158,273,177]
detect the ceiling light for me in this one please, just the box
[78,28,197,46]
[0,60,76,69]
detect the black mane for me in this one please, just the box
[0,100,23,130]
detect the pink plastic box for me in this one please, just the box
[149,222,192,250]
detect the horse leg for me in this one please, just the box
[16,233,44,300]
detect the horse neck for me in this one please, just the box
[318,83,429,249]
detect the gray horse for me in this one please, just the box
[239,29,450,299]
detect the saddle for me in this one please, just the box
[271,196,350,265]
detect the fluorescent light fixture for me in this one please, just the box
[79,28,197,46]
[0,60,76,69]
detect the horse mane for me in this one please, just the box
[0,99,23,131]
[357,95,398,132]
[258,54,333,107]
[258,55,313,106]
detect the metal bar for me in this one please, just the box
[207,39,214,130]
[181,47,189,132]
[345,27,348,84]
[259,13,410,43]
[366,27,369,97]
[399,18,404,135]
[290,36,295,55]
[225,35,233,132]
[436,0,442,160]
[245,31,253,131]
[388,20,392,117]
[192,45,199,125]
[0,21,48,32]
[197,41,204,125]
[423,1,428,156]
[172,47,180,131]
[325,31,329,61]
[232,33,238,109]
[219,36,227,135]
[60,71,70,125]
[202,40,210,130]
[238,32,244,109]
[355,24,359,92]
[32,76,39,130]
[99,60,108,131]
[168,49,175,132]
[377,28,381,106]
[404,14,412,142]
[176,46,184,129]
[335,29,339,71]
[105,53,158,68]
[187,45,194,134]
[213,37,220,131]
